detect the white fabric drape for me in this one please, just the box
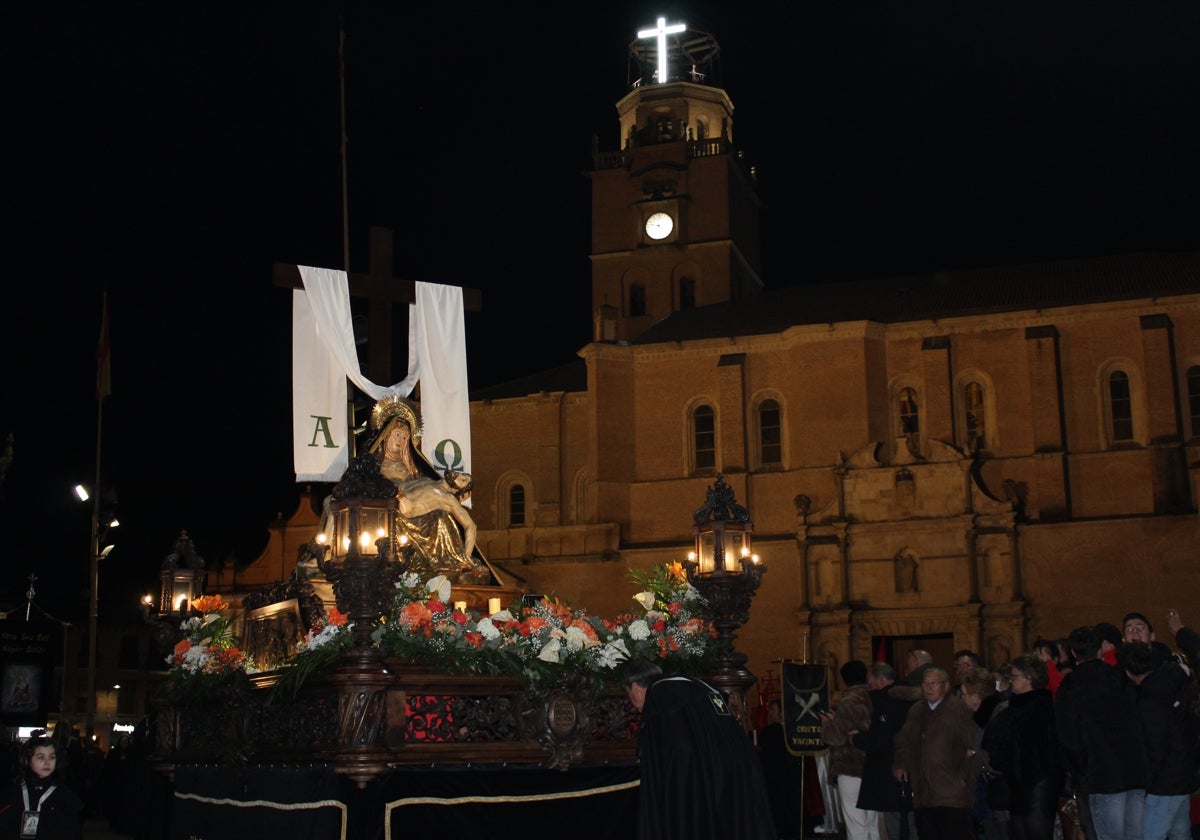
[292,289,350,482]
[412,282,473,506]
[292,266,470,486]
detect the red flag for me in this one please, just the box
[96,292,111,400]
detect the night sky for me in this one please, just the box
[3,3,1198,622]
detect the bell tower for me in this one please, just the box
[587,19,763,344]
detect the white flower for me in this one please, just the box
[399,572,420,589]
[476,618,500,640]
[628,619,651,641]
[492,609,514,622]
[682,583,702,602]
[633,591,655,611]
[297,622,351,653]
[182,645,211,672]
[538,638,562,662]
[596,638,630,668]
[564,625,593,652]
[426,575,452,603]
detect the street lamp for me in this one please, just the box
[682,474,766,727]
[76,483,118,735]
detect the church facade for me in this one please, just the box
[461,37,1200,685]
[242,28,1200,690]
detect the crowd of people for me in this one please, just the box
[799,608,1200,840]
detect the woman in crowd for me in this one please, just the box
[981,654,1064,840]
[961,666,1009,840]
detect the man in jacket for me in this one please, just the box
[893,666,979,839]
[820,660,877,840]
[852,662,918,840]
[1056,625,1150,840]
[1118,640,1197,840]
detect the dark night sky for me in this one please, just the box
[3,2,1198,622]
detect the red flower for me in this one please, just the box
[426,600,445,613]
[652,620,666,633]
[452,611,468,626]
[465,632,484,648]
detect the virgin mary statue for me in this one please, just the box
[368,395,494,585]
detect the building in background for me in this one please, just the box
[235,23,1200,687]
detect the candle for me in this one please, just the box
[453,601,467,612]
[488,597,502,615]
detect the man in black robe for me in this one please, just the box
[622,660,776,840]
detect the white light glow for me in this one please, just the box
[637,16,686,85]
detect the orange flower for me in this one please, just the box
[523,616,549,635]
[399,602,433,630]
[544,597,573,621]
[666,561,687,584]
[327,607,349,626]
[191,594,227,614]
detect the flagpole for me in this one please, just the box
[87,349,103,737]
[339,21,350,272]
[87,289,110,738]
[338,21,357,458]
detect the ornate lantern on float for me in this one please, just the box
[682,475,766,720]
[156,530,206,617]
[313,454,408,651]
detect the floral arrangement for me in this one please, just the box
[164,563,718,698]
[270,606,353,701]
[165,595,256,701]
[613,561,717,672]
[373,564,717,684]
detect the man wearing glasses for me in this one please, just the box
[892,667,979,838]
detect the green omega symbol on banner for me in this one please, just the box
[432,438,464,472]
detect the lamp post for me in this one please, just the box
[76,483,117,735]
[682,474,766,727]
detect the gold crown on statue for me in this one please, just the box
[370,394,422,443]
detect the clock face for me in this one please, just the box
[645,212,674,240]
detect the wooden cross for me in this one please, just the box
[274,225,483,384]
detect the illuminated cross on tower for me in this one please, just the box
[638,16,686,84]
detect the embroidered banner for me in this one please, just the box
[779,660,830,757]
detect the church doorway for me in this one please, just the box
[873,633,955,680]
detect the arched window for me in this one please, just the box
[898,387,920,436]
[679,277,696,310]
[1188,365,1200,439]
[963,381,986,451]
[1109,371,1134,442]
[508,484,526,528]
[693,405,716,473]
[758,399,782,466]
[629,284,646,317]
